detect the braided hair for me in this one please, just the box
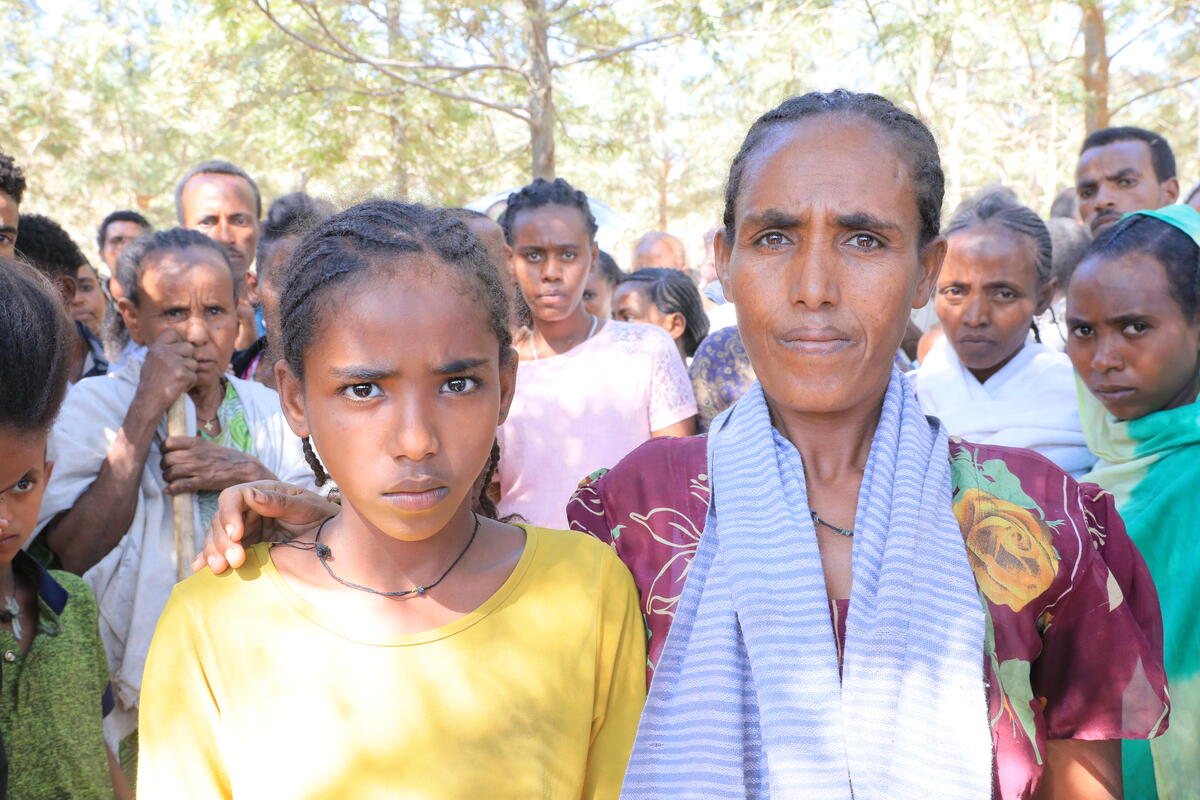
[944,190,1054,287]
[596,250,625,287]
[1085,213,1200,320]
[278,200,514,520]
[499,177,598,245]
[0,259,73,433]
[723,90,944,247]
[618,267,710,357]
[942,189,1055,342]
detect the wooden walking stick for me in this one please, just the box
[167,396,196,581]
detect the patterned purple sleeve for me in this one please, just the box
[567,436,710,679]
[1032,481,1170,739]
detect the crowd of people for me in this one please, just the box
[1,88,1198,799]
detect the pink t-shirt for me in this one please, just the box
[497,321,697,529]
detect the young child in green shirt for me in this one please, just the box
[0,261,130,799]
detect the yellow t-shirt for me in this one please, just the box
[137,526,646,799]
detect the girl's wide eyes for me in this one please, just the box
[442,377,479,394]
[341,383,383,401]
[12,478,34,494]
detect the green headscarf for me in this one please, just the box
[1079,204,1200,800]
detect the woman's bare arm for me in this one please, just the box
[1035,739,1122,800]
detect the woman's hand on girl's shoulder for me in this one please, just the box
[193,481,337,575]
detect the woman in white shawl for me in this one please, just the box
[32,228,313,748]
[912,191,1095,475]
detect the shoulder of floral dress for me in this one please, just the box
[579,435,708,494]
[948,436,1081,492]
[569,435,709,544]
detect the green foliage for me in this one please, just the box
[1,0,1198,269]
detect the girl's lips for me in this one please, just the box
[382,486,450,512]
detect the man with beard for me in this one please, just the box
[1076,126,1179,236]
[175,160,262,350]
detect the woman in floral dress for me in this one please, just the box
[568,91,1168,800]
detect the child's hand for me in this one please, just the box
[193,481,336,574]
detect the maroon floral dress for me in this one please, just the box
[567,435,1169,800]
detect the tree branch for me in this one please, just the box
[253,0,530,121]
[263,0,524,75]
[551,1,761,68]
[552,29,685,68]
[1109,6,1175,62]
[1110,74,1200,116]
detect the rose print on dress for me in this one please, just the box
[956,488,1060,612]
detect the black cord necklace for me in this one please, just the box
[811,511,854,537]
[287,513,480,598]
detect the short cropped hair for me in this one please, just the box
[96,210,152,250]
[174,160,262,223]
[15,214,86,280]
[0,153,26,205]
[1080,127,1175,182]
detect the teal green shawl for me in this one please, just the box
[1081,382,1200,799]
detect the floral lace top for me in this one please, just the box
[568,435,1170,800]
[498,320,696,529]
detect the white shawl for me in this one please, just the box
[35,359,315,743]
[912,336,1095,476]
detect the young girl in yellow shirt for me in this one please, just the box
[137,201,646,799]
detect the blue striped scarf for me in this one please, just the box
[621,372,993,799]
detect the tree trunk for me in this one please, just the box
[1080,1,1109,133]
[385,0,409,197]
[523,0,555,179]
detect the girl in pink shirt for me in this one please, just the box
[497,179,697,528]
